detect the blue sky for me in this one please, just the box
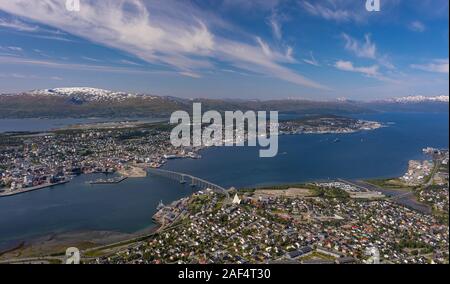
[0,0,448,100]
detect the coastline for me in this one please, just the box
[0,113,447,261]
[0,180,70,198]
[0,121,384,198]
[0,224,161,260]
[0,155,442,260]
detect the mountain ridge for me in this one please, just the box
[0,87,448,118]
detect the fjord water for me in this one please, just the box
[164,112,449,188]
[0,173,192,250]
[0,112,448,249]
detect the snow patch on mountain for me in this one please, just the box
[384,95,449,103]
[27,87,158,102]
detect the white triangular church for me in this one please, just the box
[232,193,241,205]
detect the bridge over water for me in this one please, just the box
[149,168,230,199]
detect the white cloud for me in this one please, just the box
[0,72,62,80]
[179,71,202,79]
[342,33,376,59]
[409,21,426,32]
[119,59,142,66]
[81,56,101,62]
[269,17,282,40]
[267,11,283,41]
[334,60,400,83]
[300,1,359,22]
[411,59,449,74]
[0,0,326,90]
[0,55,173,76]
[218,39,327,89]
[335,60,379,76]
[256,37,273,57]
[0,46,23,52]
[303,51,319,67]
[0,18,39,32]
[342,33,395,70]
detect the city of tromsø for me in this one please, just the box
[0,0,449,267]
[0,88,448,265]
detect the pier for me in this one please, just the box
[149,169,230,199]
[87,177,128,185]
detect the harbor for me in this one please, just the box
[87,177,128,185]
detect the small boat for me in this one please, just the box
[333,138,341,143]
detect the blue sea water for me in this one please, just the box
[164,112,449,188]
[0,112,448,248]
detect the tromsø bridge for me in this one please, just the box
[149,168,230,199]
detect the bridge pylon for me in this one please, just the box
[180,175,186,184]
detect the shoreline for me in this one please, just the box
[0,223,161,260]
[0,122,384,199]
[0,169,438,260]
[0,180,70,198]
[0,113,446,260]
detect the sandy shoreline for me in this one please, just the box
[0,224,161,260]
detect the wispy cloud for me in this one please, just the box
[0,46,23,52]
[342,33,395,70]
[409,21,426,32]
[0,18,39,32]
[119,59,142,66]
[334,60,399,83]
[303,51,320,67]
[81,56,102,63]
[300,1,361,23]
[267,10,285,41]
[0,55,174,76]
[179,71,202,79]
[0,72,62,80]
[342,33,376,59]
[411,59,449,74]
[335,60,379,76]
[299,0,403,24]
[0,15,74,43]
[0,0,327,90]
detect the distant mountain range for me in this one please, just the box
[28,87,160,102]
[0,87,448,118]
[378,95,448,103]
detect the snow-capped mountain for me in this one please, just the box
[383,95,449,103]
[28,87,157,102]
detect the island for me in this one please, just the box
[0,116,383,197]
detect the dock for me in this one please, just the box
[87,177,128,185]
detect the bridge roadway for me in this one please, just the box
[149,168,230,199]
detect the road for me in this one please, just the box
[338,179,431,215]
